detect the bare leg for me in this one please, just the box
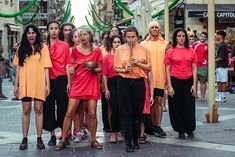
[22,102,32,137]
[140,122,145,137]
[155,96,163,126]
[34,100,44,137]
[61,98,80,142]
[200,80,207,100]
[87,100,97,142]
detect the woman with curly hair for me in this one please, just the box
[55,28,103,150]
[14,24,52,150]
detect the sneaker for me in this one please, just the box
[215,97,222,102]
[109,133,117,143]
[19,137,28,150]
[126,142,134,153]
[73,131,85,143]
[48,135,56,146]
[37,137,45,149]
[221,97,226,102]
[154,126,166,137]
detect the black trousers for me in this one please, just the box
[118,77,145,143]
[168,76,196,133]
[108,76,121,132]
[101,92,110,130]
[43,75,68,131]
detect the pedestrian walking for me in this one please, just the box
[215,30,229,102]
[192,32,208,101]
[14,24,52,150]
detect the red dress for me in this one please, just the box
[143,79,150,114]
[69,47,103,100]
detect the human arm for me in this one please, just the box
[191,63,197,97]
[147,71,154,106]
[166,65,174,97]
[102,75,110,100]
[44,68,50,97]
[14,66,19,98]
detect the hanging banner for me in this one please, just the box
[174,8,184,29]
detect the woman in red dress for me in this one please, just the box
[56,28,103,150]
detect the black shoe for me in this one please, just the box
[48,135,56,146]
[178,133,186,139]
[154,126,166,137]
[37,137,45,149]
[19,137,28,150]
[133,139,140,149]
[126,143,134,153]
[187,132,195,138]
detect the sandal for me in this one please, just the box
[37,137,45,149]
[55,141,66,151]
[91,140,103,149]
[139,136,146,144]
[19,138,28,150]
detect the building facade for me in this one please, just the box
[0,0,22,59]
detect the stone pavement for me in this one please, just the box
[0,78,235,157]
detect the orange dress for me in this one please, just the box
[14,44,52,101]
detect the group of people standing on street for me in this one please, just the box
[11,18,231,153]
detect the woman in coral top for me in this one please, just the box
[56,28,103,150]
[14,24,52,150]
[102,35,124,143]
[43,21,70,146]
[114,26,151,152]
[164,28,197,139]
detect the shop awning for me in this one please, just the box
[187,4,235,18]
[5,24,22,32]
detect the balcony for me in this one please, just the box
[21,13,48,19]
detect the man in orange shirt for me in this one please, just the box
[141,21,168,137]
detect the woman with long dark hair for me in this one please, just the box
[102,35,124,143]
[14,24,52,150]
[55,28,103,150]
[114,26,151,152]
[164,28,197,139]
[43,21,70,146]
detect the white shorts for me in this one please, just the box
[216,67,228,83]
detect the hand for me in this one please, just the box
[105,89,110,100]
[14,86,19,98]
[167,86,175,97]
[66,84,71,95]
[150,97,154,106]
[69,66,75,75]
[130,56,137,65]
[45,85,50,97]
[191,84,197,97]
[124,64,132,72]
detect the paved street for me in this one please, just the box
[0,78,235,157]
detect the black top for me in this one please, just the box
[216,42,228,68]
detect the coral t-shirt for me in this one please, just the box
[49,40,70,79]
[192,42,208,67]
[164,47,197,79]
[102,53,120,78]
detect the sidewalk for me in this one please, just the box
[0,78,235,157]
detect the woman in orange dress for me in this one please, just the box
[14,24,52,150]
[55,28,103,150]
